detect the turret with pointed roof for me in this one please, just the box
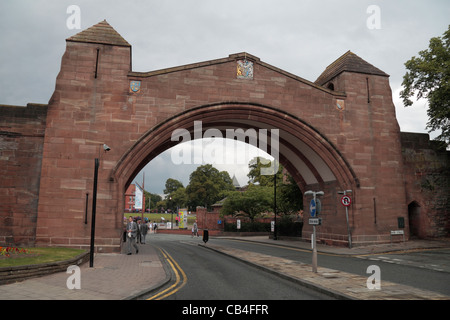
[315,50,389,86]
[49,20,132,104]
[66,19,131,47]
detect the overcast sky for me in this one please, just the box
[1,0,448,195]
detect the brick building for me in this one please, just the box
[0,20,448,251]
[124,184,136,212]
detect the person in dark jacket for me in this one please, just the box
[140,220,148,244]
[126,217,139,255]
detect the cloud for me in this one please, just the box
[134,138,273,194]
[2,0,448,193]
[2,0,448,106]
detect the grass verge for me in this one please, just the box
[0,247,86,268]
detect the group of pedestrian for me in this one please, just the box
[125,216,201,255]
[124,216,158,255]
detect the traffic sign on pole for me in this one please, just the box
[338,190,353,249]
[310,199,316,217]
[304,190,324,273]
[341,195,352,207]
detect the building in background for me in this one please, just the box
[124,184,136,212]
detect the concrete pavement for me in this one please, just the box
[0,234,449,300]
[0,242,168,300]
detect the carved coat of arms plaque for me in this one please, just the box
[237,60,253,79]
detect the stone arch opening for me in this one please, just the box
[111,102,358,240]
[408,201,422,238]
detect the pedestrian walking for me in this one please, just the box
[148,221,153,234]
[126,216,139,255]
[192,220,199,237]
[136,220,142,244]
[140,220,148,244]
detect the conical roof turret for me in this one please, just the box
[66,20,131,47]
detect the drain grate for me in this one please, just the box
[139,261,161,267]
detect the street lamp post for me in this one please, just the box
[169,196,173,230]
[89,144,111,268]
[304,190,324,273]
[89,158,99,268]
[273,170,277,240]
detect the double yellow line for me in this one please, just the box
[147,248,187,300]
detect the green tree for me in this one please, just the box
[163,178,186,211]
[170,187,188,209]
[186,164,234,210]
[400,25,450,146]
[156,200,167,213]
[247,157,303,214]
[164,178,184,195]
[277,174,303,215]
[247,157,283,187]
[144,191,162,212]
[221,185,273,222]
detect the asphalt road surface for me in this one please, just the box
[144,234,335,300]
[206,237,450,296]
[144,234,450,299]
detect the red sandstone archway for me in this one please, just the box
[6,21,421,250]
[111,102,359,232]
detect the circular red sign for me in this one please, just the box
[341,195,352,207]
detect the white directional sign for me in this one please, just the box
[309,218,322,225]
